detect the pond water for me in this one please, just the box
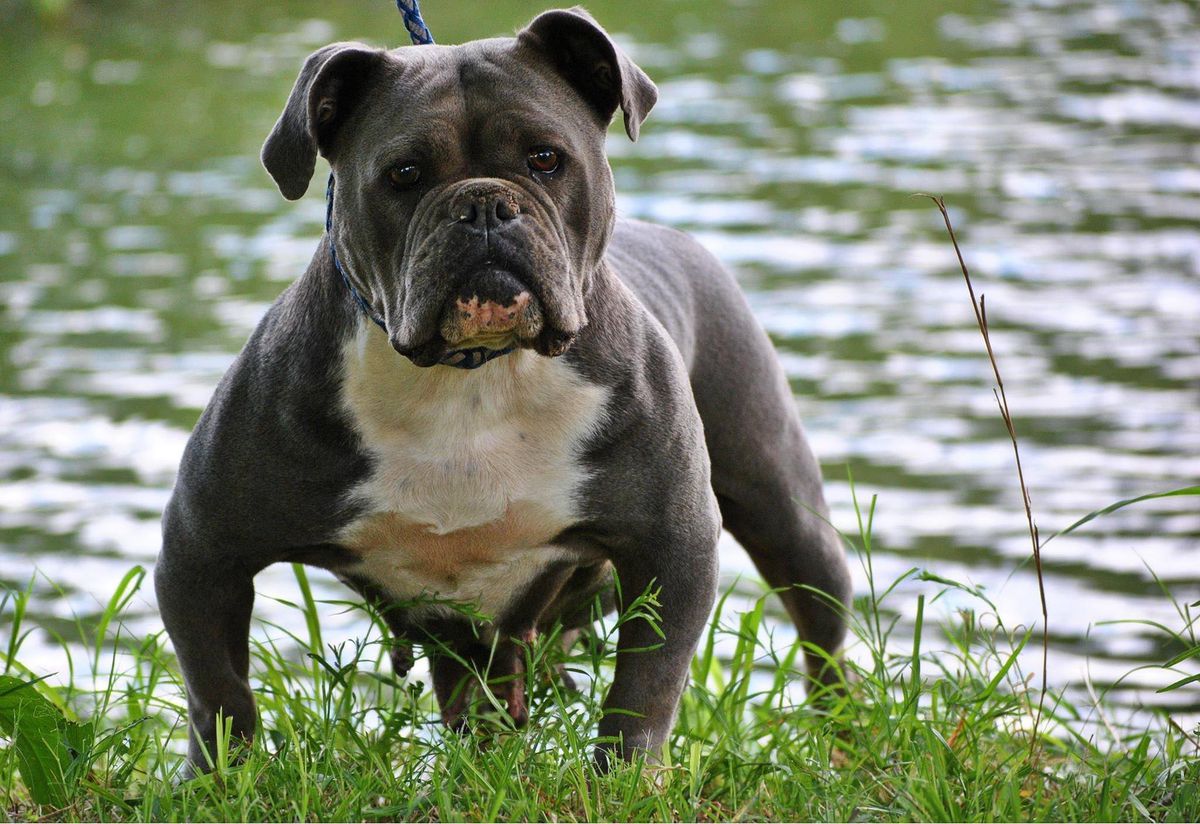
[1,0,1197,725]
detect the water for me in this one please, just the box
[1,0,1197,724]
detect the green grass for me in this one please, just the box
[2,486,1198,822]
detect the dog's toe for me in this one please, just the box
[555,663,579,693]
[441,691,472,733]
[497,679,528,728]
[389,641,415,678]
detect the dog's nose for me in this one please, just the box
[449,185,521,229]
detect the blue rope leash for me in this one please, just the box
[326,175,385,331]
[326,2,514,370]
[395,0,434,45]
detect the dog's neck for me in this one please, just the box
[341,319,597,426]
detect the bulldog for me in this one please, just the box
[156,7,851,773]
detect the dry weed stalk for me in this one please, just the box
[921,194,1049,754]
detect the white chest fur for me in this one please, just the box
[337,324,609,620]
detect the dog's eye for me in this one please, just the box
[386,164,421,190]
[527,149,560,175]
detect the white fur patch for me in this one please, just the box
[337,322,609,620]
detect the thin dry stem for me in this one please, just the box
[919,193,1049,755]
[1169,717,1200,751]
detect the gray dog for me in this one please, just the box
[156,7,851,773]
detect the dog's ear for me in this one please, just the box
[261,42,384,200]
[517,7,657,141]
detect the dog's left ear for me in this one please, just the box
[518,7,657,141]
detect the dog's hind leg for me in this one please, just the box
[716,473,851,686]
[429,635,531,730]
[430,649,476,731]
[693,337,852,686]
[154,548,258,775]
[336,576,416,678]
[625,231,852,682]
[486,635,532,728]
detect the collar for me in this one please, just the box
[324,175,514,370]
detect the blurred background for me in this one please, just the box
[0,0,1197,725]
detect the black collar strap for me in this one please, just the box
[324,175,514,370]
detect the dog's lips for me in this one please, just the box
[532,327,578,357]
[443,292,535,343]
[387,264,582,365]
[390,336,449,367]
[390,326,578,367]
[453,331,519,349]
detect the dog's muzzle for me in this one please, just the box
[386,180,582,367]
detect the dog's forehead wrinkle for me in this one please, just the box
[451,41,589,129]
[349,56,467,155]
[369,122,464,172]
[353,60,596,187]
[463,110,577,152]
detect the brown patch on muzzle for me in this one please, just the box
[440,291,545,346]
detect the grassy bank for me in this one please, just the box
[2,496,1198,822]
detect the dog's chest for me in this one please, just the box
[337,328,608,618]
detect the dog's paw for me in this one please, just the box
[498,679,529,728]
[554,662,580,693]
[388,640,415,678]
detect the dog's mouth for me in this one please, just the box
[390,266,578,367]
[439,270,543,346]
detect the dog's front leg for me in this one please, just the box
[155,546,258,775]
[596,534,718,770]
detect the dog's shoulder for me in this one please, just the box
[608,217,732,293]
[605,218,751,365]
[606,218,775,385]
[166,256,366,548]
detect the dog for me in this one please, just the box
[156,7,851,774]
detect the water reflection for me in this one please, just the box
[0,0,1197,720]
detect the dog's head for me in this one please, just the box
[261,8,657,366]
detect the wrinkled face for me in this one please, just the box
[332,43,612,365]
[262,11,657,367]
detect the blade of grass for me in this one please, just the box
[1043,485,1200,544]
[92,566,145,674]
[291,564,324,668]
[2,580,34,676]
